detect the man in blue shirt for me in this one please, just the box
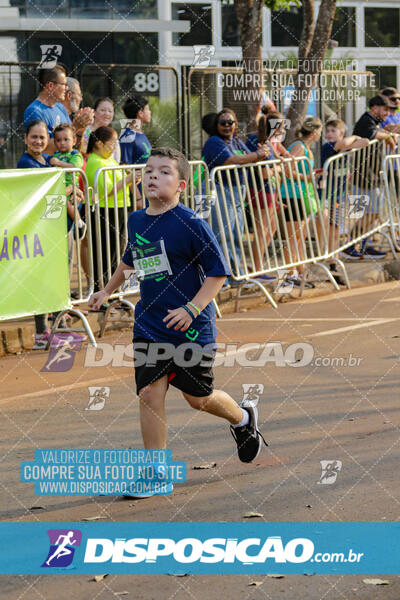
[380,87,400,134]
[24,65,71,155]
[89,147,267,494]
[119,94,152,165]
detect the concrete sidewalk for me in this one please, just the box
[0,259,394,356]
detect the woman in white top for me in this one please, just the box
[81,96,121,162]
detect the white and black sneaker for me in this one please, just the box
[230,401,268,463]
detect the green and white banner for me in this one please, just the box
[0,168,70,320]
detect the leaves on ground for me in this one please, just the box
[92,574,109,582]
[248,581,263,586]
[363,578,390,585]
[193,463,217,470]
[82,515,106,521]
[243,511,264,518]
[267,574,285,578]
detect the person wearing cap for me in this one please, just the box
[353,94,396,148]
[350,95,397,259]
[380,87,400,134]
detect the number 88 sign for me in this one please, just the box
[134,72,159,92]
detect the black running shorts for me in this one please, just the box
[133,338,215,397]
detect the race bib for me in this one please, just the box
[132,239,172,280]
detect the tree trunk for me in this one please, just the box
[285,0,336,146]
[234,0,264,134]
[298,0,315,61]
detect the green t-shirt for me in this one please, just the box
[85,153,131,208]
[52,149,84,186]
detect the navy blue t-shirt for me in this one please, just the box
[119,129,152,164]
[321,142,338,166]
[17,152,52,168]
[202,135,249,171]
[321,142,349,203]
[246,133,259,152]
[122,203,230,347]
[202,135,250,185]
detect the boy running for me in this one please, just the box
[88,147,267,464]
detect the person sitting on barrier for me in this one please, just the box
[17,119,86,349]
[202,108,270,289]
[248,112,291,281]
[88,147,268,496]
[280,116,323,289]
[81,97,120,163]
[85,126,135,299]
[352,95,397,260]
[322,119,369,279]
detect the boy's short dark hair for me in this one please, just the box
[123,94,149,119]
[150,147,189,182]
[326,118,346,132]
[53,123,75,136]
[368,94,389,108]
[38,65,66,90]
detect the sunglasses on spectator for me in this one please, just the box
[219,119,235,126]
[390,96,400,101]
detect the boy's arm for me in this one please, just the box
[50,157,72,168]
[190,276,226,311]
[383,122,400,134]
[334,136,369,152]
[163,276,226,332]
[88,261,134,310]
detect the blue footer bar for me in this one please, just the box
[1,522,399,574]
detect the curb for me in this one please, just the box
[0,261,392,357]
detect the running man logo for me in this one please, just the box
[40,337,82,372]
[122,269,141,290]
[38,45,62,69]
[42,529,82,568]
[242,383,264,407]
[41,195,66,220]
[120,119,142,142]
[268,118,291,142]
[275,270,294,294]
[348,195,369,219]
[192,45,215,68]
[191,193,217,220]
[86,386,110,411]
[318,460,342,485]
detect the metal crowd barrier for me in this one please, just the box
[322,139,396,286]
[382,153,400,253]
[51,167,97,347]
[210,156,339,309]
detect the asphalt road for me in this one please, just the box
[1,281,400,599]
